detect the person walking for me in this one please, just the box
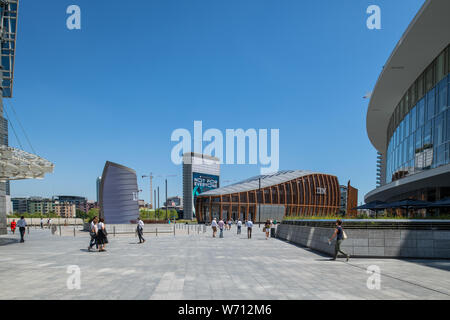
[17,216,27,243]
[137,218,146,244]
[10,219,16,234]
[227,219,232,231]
[88,216,98,252]
[246,219,253,239]
[264,219,271,240]
[218,219,225,238]
[328,219,350,262]
[236,219,242,234]
[211,218,218,238]
[97,218,108,252]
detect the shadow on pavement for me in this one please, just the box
[0,238,19,246]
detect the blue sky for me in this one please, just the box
[7,0,425,204]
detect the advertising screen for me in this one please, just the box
[192,172,219,217]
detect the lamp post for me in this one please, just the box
[258,178,261,228]
[141,173,153,210]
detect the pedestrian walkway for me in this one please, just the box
[0,227,449,299]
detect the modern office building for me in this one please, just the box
[365,0,450,205]
[96,176,101,203]
[99,161,140,224]
[54,202,76,218]
[53,195,87,212]
[182,153,220,220]
[27,197,54,214]
[12,197,27,214]
[196,170,355,223]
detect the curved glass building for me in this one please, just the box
[99,161,140,224]
[365,0,450,204]
[195,170,347,223]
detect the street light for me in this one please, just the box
[141,173,153,209]
[258,177,261,228]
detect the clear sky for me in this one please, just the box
[7,0,425,204]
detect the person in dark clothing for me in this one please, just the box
[328,219,350,261]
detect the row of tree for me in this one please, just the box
[140,209,178,220]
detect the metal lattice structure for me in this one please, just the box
[0,0,19,98]
[0,145,54,181]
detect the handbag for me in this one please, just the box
[343,230,348,240]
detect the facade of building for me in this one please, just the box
[27,197,54,214]
[53,195,88,212]
[12,197,27,214]
[196,170,350,223]
[54,202,76,218]
[365,0,450,205]
[182,153,220,220]
[96,177,101,203]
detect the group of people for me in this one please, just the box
[210,218,274,239]
[87,216,109,252]
[9,217,27,242]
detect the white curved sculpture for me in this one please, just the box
[0,146,54,181]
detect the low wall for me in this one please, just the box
[276,220,450,259]
[7,217,83,226]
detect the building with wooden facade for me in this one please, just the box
[195,170,351,223]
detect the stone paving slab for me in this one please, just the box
[0,227,449,300]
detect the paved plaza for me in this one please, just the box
[1,226,450,300]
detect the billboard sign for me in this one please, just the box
[192,172,219,217]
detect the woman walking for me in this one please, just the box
[264,219,271,240]
[97,218,108,252]
[328,219,350,261]
[10,219,16,234]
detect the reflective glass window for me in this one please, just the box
[418,98,425,127]
[405,113,410,137]
[415,128,423,151]
[426,88,436,121]
[434,113,445,147]
[424,121,432,146]
[437,78,448,114]
[447,110,450,142]
[411,105,417,132]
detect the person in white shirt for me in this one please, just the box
[17,216,27,243]
[211,218,218,238]
[237,219,242,235]
[137,218,145,243]
[246,220,253,239]
[88,216,98,252]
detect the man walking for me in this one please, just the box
[246,219,253,239]
[211,218,218,237]
[218,218,225,238]
[237,219,242,234]
[17,216,27,243]
[328,219,350,262]
[137,218,146,243]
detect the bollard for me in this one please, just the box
[174,225,176,237]
[59,225,61,236]
[73,227,76,237]
[188,225,189,235]
[198,226,199,234]
[27,226,29,234]
[114,226,116,237]
[156,227,158,237]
